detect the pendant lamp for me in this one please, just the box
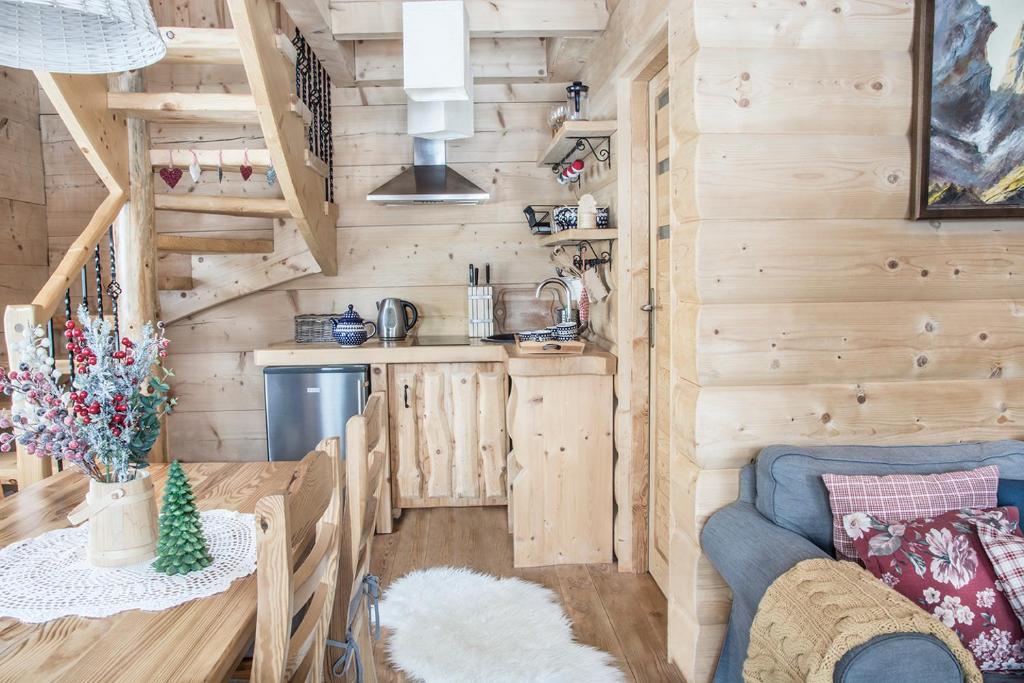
[0,0,166,74]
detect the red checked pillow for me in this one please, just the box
[979,521,1024,628]
[846,506,1024,674]
[822,466,999,559]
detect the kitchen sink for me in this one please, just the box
[481,333,517,344]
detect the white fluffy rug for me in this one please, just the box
[379,567,626,682]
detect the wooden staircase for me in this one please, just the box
[5,0,342,486]
[121,13,337,321]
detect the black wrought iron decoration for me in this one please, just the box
[292,29,335,204]
[106,225,120,340]
[551,135,612,183]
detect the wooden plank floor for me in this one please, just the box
[368,506,686,682]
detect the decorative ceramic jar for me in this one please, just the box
[552,322,579,342]
[66,469,158,567]
[553,205,610,231]
[331,305,378,347]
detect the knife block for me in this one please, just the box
[468,286,494,338]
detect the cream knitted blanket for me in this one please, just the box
[743,559,982,683]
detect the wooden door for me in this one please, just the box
[648,66,671,593]
[389,362,508,508]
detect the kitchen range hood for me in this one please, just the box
[366,137,489,205]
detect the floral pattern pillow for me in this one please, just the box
[845,506,1024,673]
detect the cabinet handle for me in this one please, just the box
[404,384,410,409]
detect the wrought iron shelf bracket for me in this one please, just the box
[550,136,612,184]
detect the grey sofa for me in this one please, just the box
[701,440,1024,683]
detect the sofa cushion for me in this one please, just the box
[754,441,1024,555]
[979,521,1024,629]
[998,478,1024,511]
[848,506,1024,674]
[823,466,998,559]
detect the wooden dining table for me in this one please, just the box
[0,461,297,683]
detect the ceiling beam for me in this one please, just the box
[279,0,357,84]
[331,0,609,40]
[355,38,547,84]
[545,37,596,82]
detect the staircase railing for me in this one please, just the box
[292,28,334,204]
[4,193,127,486]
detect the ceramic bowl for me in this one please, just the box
[552,323,578,342]
[553,206,611,231]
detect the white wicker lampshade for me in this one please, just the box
[0,0,165,73]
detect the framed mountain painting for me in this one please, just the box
[913,0,1024,219]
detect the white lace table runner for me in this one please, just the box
[0,509,257,623]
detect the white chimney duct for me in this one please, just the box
[402,0,474,139]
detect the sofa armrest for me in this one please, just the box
[702,501,829,611]
[703,505,971,683]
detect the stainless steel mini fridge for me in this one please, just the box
[264,365,370,461]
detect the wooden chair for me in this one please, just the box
[328,392,387,682]
[250,438,345,683]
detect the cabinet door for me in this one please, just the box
[388,362,507,507]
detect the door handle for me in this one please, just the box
[646,288,655,348]
[404,384,410,409]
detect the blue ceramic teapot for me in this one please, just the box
[331,305,378,347]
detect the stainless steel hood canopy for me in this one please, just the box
[366,138,489,205]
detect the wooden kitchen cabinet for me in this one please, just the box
[388,362,508,507]
[507,372,614,567]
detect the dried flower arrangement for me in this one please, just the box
[0,306,174,482]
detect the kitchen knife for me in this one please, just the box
[474,267,480,286]
[485,263,491,284]
[469,264,474,286]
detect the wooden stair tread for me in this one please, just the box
[108,92,309,126]
[159,27,297,65]
[150,149,273,173]
[157,234,275,254]
[304,150,329,178]
[107,92,259,124]
[154,194,291,218]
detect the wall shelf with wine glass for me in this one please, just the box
[539,121,617,181]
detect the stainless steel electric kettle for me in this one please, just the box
[375,298,419,340]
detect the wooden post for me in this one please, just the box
[4,304,52,486]
[112,70,167,463]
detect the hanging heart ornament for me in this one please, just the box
[188,150,201,183]
[160,151,182,189]
[159,167,182,189]
[266,165,277,186]
[239,148,253,181]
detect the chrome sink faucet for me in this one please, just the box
[535,277,576,325]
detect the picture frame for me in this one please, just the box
[912,0,1024,220]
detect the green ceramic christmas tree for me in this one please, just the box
[152,461,213,575]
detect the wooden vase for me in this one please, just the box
[67,470,159,567]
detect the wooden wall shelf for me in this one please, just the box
[538,120,617,168]
[539,229,619,247]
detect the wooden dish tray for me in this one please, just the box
[515,337,585,355]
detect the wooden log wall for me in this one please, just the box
[32,1,574,460]
[164,81,572,458]
[581,0,1024,680]
[0,69,49,365]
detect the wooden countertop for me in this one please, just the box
[254,338,616,376]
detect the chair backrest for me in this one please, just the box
[252,438,344,683]
[753,440,1024,555]
[342,392,388,629]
